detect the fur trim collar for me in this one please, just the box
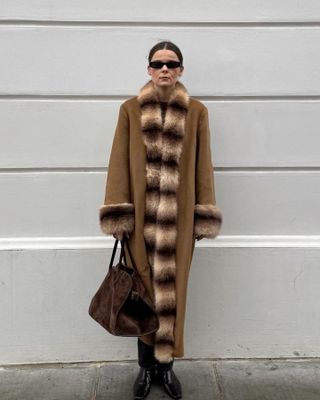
[138,79,189,109]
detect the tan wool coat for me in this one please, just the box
[99,79,222,363]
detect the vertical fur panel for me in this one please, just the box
[138,80,189,363]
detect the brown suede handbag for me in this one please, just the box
[88,238,159,336]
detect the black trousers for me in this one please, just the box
[137,338,173,371]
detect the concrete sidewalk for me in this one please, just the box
[1,358,320,400]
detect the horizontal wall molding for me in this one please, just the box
[2,95,320,101]
[1,168,320,174]
[1,0,320,25]
[1,235,320,251]
[1,20,320,28]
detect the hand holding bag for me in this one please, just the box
[88,238,159,336]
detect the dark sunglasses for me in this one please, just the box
[149,60,182,69]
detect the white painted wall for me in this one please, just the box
[0,2,320,365]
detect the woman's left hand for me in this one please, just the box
[195,234,204,241]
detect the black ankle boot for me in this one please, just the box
[158,365,182,399]
[133,366,155,400]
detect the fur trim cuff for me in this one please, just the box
[194,204,222,239]
[99,203,134,236]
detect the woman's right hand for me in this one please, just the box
[113,232,129,241]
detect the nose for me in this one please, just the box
[161,64,169,71]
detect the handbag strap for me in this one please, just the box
[108,238,137,272]
[108,239,122,270]
[121,238,138,271]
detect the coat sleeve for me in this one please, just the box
[194,106,222,239]
[99,104,135,237]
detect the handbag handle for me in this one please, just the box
[108,239,120,270]
[108,238,137,272]
[121,238,138,271]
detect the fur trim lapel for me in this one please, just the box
[138,80,189,362]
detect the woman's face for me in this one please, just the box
[147,49,184,89]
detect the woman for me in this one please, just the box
[99,41,222,399]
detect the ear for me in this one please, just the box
[179,66,184,77]
[147,66,152,76]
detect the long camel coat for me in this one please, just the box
[99,79,222,363]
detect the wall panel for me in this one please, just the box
[0,27,319,96]
[0,171,319,238]
[1,100,320,168]
[1,246,320,364]
[1,0,320,22]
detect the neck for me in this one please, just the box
[155,84,176,102]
